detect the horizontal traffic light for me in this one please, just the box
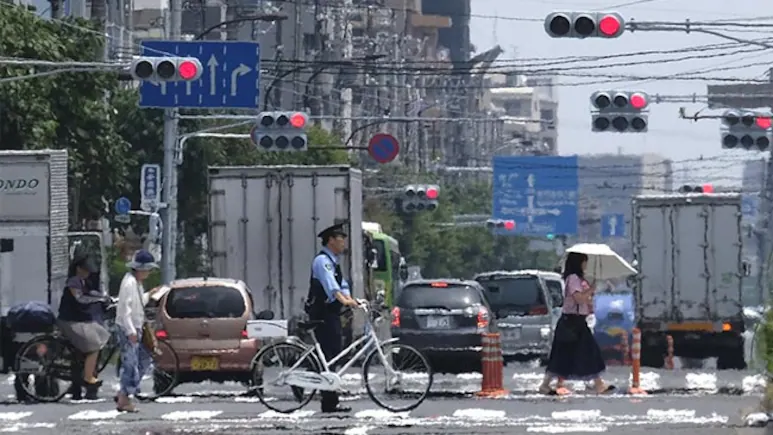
[130,57,203,82]
[591,91,649,111]
[402,184,439,213]
[720,109,772,151]
[486,219,516,231]
[545,12,625,39]
[252,111,309,152]
[592,114,648,133]
[678,184,713,193]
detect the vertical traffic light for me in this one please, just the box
[591,91,649,133]
[544,12,625,38]
[486,219,516,232]
[130,57,203,81]
[720,110,771,151]
[251,111,309,152]
[401,184,439,213]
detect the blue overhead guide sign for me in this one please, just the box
[492,156,579,236]
[742,194,759,224]
[138,41,260,109]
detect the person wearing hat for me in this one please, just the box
[306,222,359,413]
[57,253,111,400]
[115,249,162,412]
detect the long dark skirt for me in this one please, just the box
[545,314,606,380]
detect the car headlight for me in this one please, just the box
[540,327,551,339]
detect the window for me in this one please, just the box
[540,109,554,121]
[544,279,564,307]
[373,240,387,272]
[477,276,546,310]
[397,285,482,309]
[504,100,526,117]
[166,286,246,319]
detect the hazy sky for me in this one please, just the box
[469,0,773,187]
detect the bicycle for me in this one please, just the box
[250,299,433,413]
[13,299,180,402]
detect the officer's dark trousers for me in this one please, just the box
[316,310,342,411]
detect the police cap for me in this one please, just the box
[318,222,348,242]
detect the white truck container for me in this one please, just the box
[208,165,365,331]
[0,150,69,371]
[631,193,745,369]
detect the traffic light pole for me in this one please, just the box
[160,0,182,284]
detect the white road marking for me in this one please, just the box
[68,410,122,420]
[452,408,507,420]
[354,409,410,420]
[161,410,223,421]
[344,426,375,435]
[527,425,608,433]
[551,410,602,421]
[155,396,194,403]
[0,413,31,421]
[685,373,717,390]
[257,410,315,419]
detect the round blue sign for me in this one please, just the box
[368,134,400,164]
[114,197,132,215]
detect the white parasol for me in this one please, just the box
[563,243,637,280]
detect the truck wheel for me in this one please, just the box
[641,345,664,368]
[717,345,746,370]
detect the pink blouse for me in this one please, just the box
[562,274,593,316]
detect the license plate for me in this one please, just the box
[191,356,219,371]
[505,329,521,340]
[425,316,451,329]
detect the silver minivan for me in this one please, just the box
[474,270,564,362]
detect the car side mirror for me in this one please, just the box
[255,309,275,320]
[375,290,386,305]
[399,265,409,281]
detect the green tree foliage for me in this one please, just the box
[0,6,130,220]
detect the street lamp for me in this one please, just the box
[194,14,287,40]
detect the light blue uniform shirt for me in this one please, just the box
[311,247,349,303]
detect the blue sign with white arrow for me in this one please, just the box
[601,213,625,238]
[114,197,131,215]
[138,40,260,109]
[742,194,759,224]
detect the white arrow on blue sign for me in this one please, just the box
[140,164,161,212]
[114,197,131,215]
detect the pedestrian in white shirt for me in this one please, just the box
[115,250,160,412]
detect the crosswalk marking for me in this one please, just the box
[68,410,121,420]
[527,424,608,433]
[160,410,223,420]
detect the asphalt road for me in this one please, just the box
[0,361,768,434]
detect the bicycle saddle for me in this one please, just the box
[297,320,324,330]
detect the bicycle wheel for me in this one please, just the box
[252,341,321,413]
[363,343,432,412]
[14,335,78,403]
[137,340,179,400]
[96,334,119,375]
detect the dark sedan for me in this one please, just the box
[390,279,496,373]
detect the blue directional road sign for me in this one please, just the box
[114,197,131,215]
[492,156,579,236]
[601,213,625,238]
[138,40,260,109]
[742,194,759,224]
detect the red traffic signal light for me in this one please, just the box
[178,60,199,81]
[630,93,648,109]
[702,184,714,193]
[426,187,438,199]
[290,113,307,128]
[756,117,772,129]
[598,14,622,37]
[503,220,515,231]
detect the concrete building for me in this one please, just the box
[483,73,559,156]
[576,153,673,259]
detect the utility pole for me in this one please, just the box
[340,0,353,143]
[160,0,182,283]
[292,0,303,109]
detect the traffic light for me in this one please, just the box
[130,57,203,81]
[591,91,649,133]
[678,184,713,193]
[720,110,772,151]
[251,111,309,152]
[401,184,439,213]
[486,219,516,231]
[544,12,625,38]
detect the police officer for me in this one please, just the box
[307,222,358,413]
